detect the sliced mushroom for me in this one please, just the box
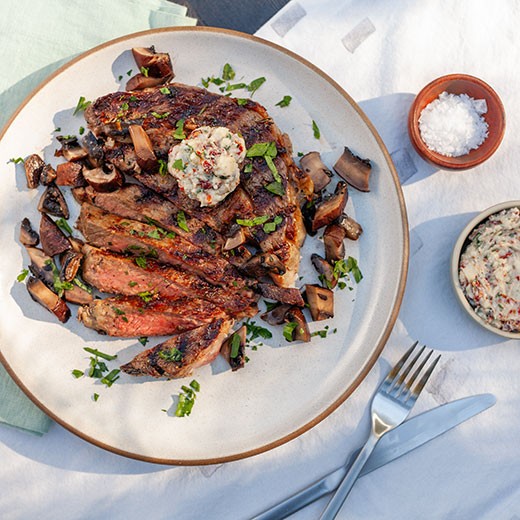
[285,307,311,342]
[300,151,332,193]
[25,247,54,287]
[323,224,346,263]
[336,214,363,241]
[311,253,336,289]
[60,250,83,282]
[20,218,39,247]
[131,46,174,78]
[301,194,321,236]
[82,132,105,168]
[63,284,93,305]
[55,161,85,187]
[56,135,88,162]
[241,253,286,278]
[305,284,334,321]
[39,214,71,257]
[37,184,69,219]
[333,146,372,192]
[223,225,246,251]
[258,283,305,307]
[26,276,70,323]
[126,74,172,91]
[311,181,348,231]
[260,303,292,325]
[128,125,158,171]
[83,164,124,192]
[40,164,57,185]
[24,154,45,189]
[220,325,247,371]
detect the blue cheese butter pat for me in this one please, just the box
[168,126,246,207]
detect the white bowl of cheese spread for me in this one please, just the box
[451,200,520,339]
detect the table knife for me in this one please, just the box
[253,393,495,520]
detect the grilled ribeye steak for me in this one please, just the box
[120,318,233,378]
[78,295,228,337]
[84,83,311,287]
[81,245,257,318]
[77,203,250,291]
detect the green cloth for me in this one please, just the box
[0,0,196,435]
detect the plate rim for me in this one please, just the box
[0,26,409,465]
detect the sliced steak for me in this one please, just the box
[85,83,311,287]
[120,318,233,378]
[81,244,257,317]
[78,295,227,337]
[77,203,250,290]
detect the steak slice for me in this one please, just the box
[78,295,227,337]
[85,83,311,287]
[77,203,250,290]
[120,318,233,378]
[81,245,257,318]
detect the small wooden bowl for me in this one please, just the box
[408,74,506,170]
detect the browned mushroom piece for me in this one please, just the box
[24,154,45,189]
[39,214,71,257]
[333,146,372,192]
[258,283,305,307]
[20,218,39,247]
[40,164,57,185]
[25,247,54,287]
[260,303,292,325]
[131,46,174,78]
[305,284,334,321]
[63,284,93,305]
[60,250,84,282]
[55,161,85,187]
[311,181,348,231]
[284,307,311,342]
[220,325,247,371]
[26,276,70,323]
[223,225,246,251]
[82,132,105,168]
[301,194,321,236]
[126,74,172,91]
[128,125,158,171]
[82,164,124,192]
[68,236,85,254]
[37,184,70,219]
[241,253,286,278]
[57,135,88,162]
[323,224,347,263]
[299,151,333,193]
[336,213,363,241]
[311,253,336,289]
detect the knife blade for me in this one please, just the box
[253,393,495,520]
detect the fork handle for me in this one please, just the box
[319,434,379,519]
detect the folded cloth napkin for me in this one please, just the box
[0,0,196,435]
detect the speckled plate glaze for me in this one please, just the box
[0,28,408,464]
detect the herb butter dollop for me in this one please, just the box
[168,126,246,207]
[459,206,520,332]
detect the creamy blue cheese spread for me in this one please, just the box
[168,126,246,207]
[459,206,520,332]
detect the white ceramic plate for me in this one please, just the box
[451,200,520,339]
[0,28,408,464]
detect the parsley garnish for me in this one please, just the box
[176,210,189,232]
[160,87,171,95]
[175,380,200,417]
[173,119,186,140]
[159,347,183,362]
[158,158,167,176]
[8,157,24,164]
[172,158,184,170]
[245,319,273,341]
[83,348,117,361]
[236,215,270,227]
[226,82,247,91]
[276,95,292,107]
[265,181,284,196]
[138,336,149,346]
[246,142,283,191]
[140,66,149,77]
[248,77,266,95]
[230,333,241,358]
[237,98,248,106]
[73,96,91,115]
[17,269,29,282]
[283,322,299,342]
[312,120,321,139]
[137,291,154,303]
[72,369,84,379]
[135,256,148,268]
[93,393,100,402]
[101,369,121,387]
[222,63,235,81]
[55,217,73,235]
[263,215,283,233]
[45,259,73,296]
[151,111,170,119]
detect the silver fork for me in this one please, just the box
[319,342,441,520]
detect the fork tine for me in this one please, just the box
[382,341,418,390]
[406,353,441,405]
[390,345,426,394]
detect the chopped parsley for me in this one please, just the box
[8,157,24,164]
[160,87,171,95]
[236,215,270,227]
[263,215,283,233]
[237,98,248,106]
[140,66,149,77]
[176,210,189,232]
[173,119,186,140]
[246,142,283,193]
[226,82,247,91]
[276,95,292,107]
[222,63,235,81]
[45,259,73,296]
[100,369,121,387]
[137,290,154,303]
[17,269,29,282]
[175,380,201,417]
[71,369,84,379]
[135,256,148,269]
[283,322,299,342]
[265,181,284,196]
[245,318,272,342]
[312,120,321,139]
[158,158,167,176]
[83,347,117,361]
[151,111,170,119]
[138,336,149,346]
[79,126,85,135]
[159,347,183,362]
[172,158,184,170]
[55,217,73,235]
[73,96,91,115]
[248,76,266,95]
[230,333,242,358]
[93,393,100,402]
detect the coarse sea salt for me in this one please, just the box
[418,91,489,157]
